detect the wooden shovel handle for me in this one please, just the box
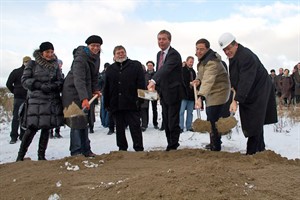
[89,94,99,104]
[193,83,198,102]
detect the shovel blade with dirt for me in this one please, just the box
[63,95,98,129]
[215,89,238,135]
[191,84,211,133]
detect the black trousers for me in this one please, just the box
[11,98,26,140]
[113,110,143,151]
[161,100,181,150]
[140,100,158,128]
[108,111,115,132]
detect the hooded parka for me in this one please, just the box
[62,46,100,115]
[21,50,64,130]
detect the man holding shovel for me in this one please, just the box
[192,38,230,151]
[218,33,277,155]
[62,35,102,157]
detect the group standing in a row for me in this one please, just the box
[7,30,280,161]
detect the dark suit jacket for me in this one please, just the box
[152,46,184,105]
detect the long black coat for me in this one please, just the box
[229,44,277,137]
[104,59,145,113]
[21,50,64,130]
[152,47,184,105]
[62,46,100,125]
[6,65,27,99]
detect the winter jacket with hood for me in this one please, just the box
[21,50,64,130]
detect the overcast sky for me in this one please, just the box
[0,0,299,86]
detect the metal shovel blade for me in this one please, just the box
[63,95,99,129]
[137,89,158,101]
[64,114,88,129]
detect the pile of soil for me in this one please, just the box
[1,149,299,200]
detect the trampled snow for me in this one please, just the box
[0,105,299,164]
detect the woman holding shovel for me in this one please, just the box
[62,35,102,157]
[192,38,230,151]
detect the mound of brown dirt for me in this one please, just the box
[1,149,299,200]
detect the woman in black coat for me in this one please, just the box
[219,33,278,155]
[16,42,64,161]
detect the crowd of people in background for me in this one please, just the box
[6,30,299,161]
[270,63,300,107]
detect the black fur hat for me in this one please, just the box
[39,42,54,52]
[85,35,103,45]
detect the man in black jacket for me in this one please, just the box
[140,60,159,131]
[218,32,277,155]
[6,56,30,144]
[147,30,184,151]
[104,45,145,151]
[180,56,196,133]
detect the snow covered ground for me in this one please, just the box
[1,106,299,164]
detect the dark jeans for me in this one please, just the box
[11,98,26,140]
[69,128,92,156]
[113,110,143,151]
[206,104,224,151]
[100,96,109,127]
[206,104,224,130]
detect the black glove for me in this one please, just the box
[41,83,52,93]
[32,81,42,90]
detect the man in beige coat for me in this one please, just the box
[193,38,230,151]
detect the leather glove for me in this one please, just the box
[82,99,90,110]
[93,91,101,98]
[32,81,42,90]
[41,83,52,93]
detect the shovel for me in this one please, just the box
[137,89,159,101]
[216,88,238,135]
[64,95,98,129]
[192,84,212,133]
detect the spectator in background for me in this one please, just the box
[179,56,196,133]
[280,69,294,106]
[99,62,115,135]
[99,63,109,128]
[275,68,284,105]
[6,56,31,144]
[62,35,102,157]
[104,45,145,151]
[50,59,64,138]
[292,63,300,104]
[16,42,64,161]
[140,61,159,131]
[269,69,277,93]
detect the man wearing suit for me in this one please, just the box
[147,30,184,151]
